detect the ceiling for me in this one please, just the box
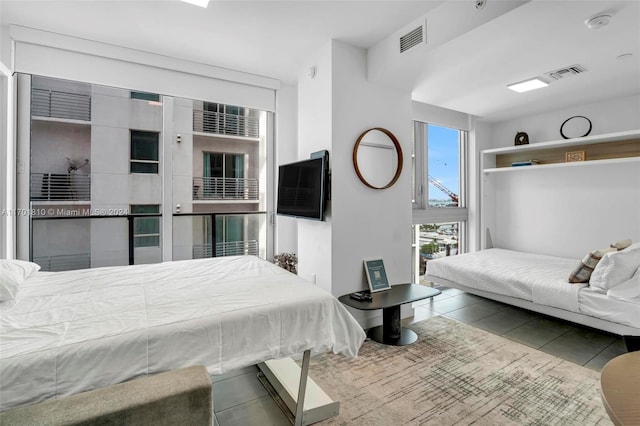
[1,0,639,122]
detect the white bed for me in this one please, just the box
[0,255,366,412]
[425,248,640,340]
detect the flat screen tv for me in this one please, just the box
[277,155,328,221]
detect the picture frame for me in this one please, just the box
[363,259,391,293]
[565,150,586,162]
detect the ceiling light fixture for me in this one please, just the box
[180,0,210,8]
[507,78,549,93]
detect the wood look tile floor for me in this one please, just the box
[211,286,627,425]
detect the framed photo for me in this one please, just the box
[363,259,391,293]
[565,150,586,162]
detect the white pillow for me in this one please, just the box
[0,259,41,301]
[607,266,640,301]
[590,244,640,291]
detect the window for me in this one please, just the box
[130,91,160,102]
[131,205,160,247]
[203,152,246,198]
[130,130,159,173]
[412,122,468,282]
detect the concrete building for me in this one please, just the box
[29,76,268,271]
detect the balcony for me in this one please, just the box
[31,173,91,201]
[33,253,91,272]
[193,110,259,138]
[192,177,258,201]
[32,88,91,122]
[192,240,259,259]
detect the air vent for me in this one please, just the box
[546,64,587,80]
[400,23,425,53]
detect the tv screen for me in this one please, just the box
[277,157,327,221]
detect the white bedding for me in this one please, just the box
[426,248,584,312]
[579,286,640,329]
[0,256,366,411]
[426,248,640,330]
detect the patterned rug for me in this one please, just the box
[310,316,612,425]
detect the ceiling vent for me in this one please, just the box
[400,22,426,53]
[546,64,587,80]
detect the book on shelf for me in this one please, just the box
[511,160,540,167]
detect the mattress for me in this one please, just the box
[0,256,366,411]
[425,248,584,311]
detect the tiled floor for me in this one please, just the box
[211,286,628,425]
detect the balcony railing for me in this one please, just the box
[192,240,259,259]
[31,173,91,201]
[193,177,258,201]
[33,253,91,272]
[32,88,91,121]
[193,110,259,138]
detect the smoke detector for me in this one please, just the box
[585,14,611,30]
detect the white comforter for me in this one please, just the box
[0,256,366,411]
[426,249,585,312]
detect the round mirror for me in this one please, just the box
[353,128,403,190]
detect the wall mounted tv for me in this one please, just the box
[277,152,329,221]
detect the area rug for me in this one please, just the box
[309,316,611,425]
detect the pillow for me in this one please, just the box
[607,266,640,301]
[590,244,640,291]
[611,239,632,250]
[568,247,615,283]
[0,259,41,301]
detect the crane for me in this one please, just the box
[428,175,458,205]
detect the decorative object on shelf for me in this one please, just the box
[274,253,297,274]
[363,259,391,292]
[565,150,586,162]
[511,160,540,167]
[353,128,403,190]
[514,131,529,145]
[560,115,592,139]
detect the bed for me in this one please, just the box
[0,255,366,415]
[425,248,640,349]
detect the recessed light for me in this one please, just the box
[180,0,210,8]
[507,78,549,93]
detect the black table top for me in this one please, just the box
[338,283,441,311]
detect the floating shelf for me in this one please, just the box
[483,156,640,174]
[482,129,640,172]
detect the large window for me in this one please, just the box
[412,122,468,282]
[20,74,271,270]
[130,130,159,174]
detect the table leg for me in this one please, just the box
[367,304,418,346]
[383,306,401,340]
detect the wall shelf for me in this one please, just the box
[483,156,640,174]
[482,129,640,172]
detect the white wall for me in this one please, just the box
[488,94,640,148]
[275,83,298,255]
[297,40,412,326]
[0,60,12,258]
[297,41,333,292]
[480,94,640,259]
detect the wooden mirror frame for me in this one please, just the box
[353,127,403,190]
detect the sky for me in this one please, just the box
[427,123,459,201]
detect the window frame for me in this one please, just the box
[131,204,160,248]
[130,129,160,174]
[412,121,469,282]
